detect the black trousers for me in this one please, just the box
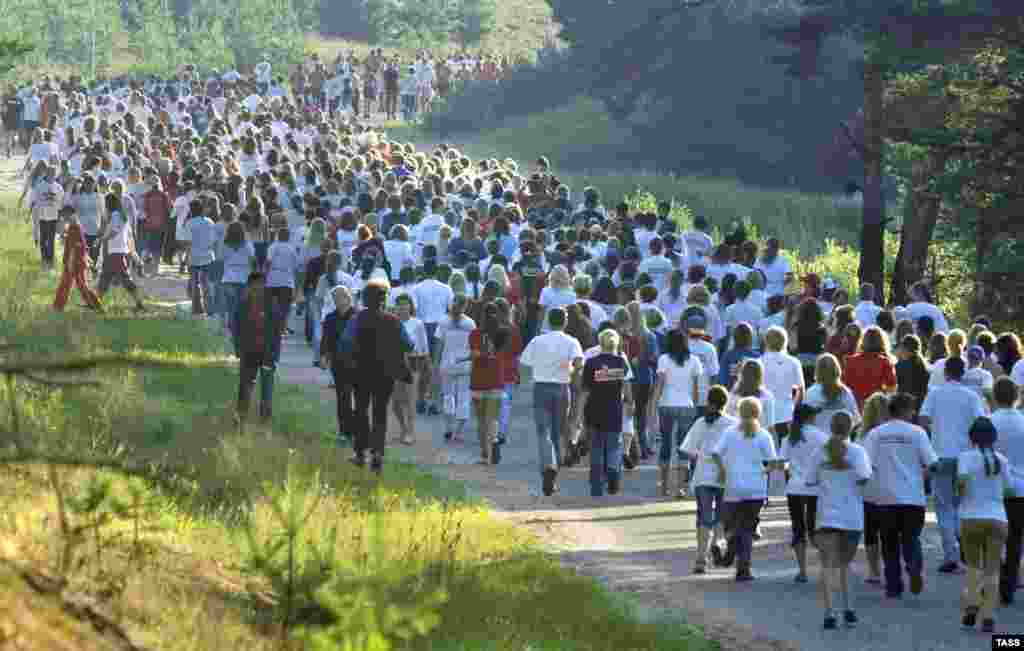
[331,363,355,437]
[878,504,926,596]
[39,219,57,264]
[1002,497,1024,603]
[353,375,395,458]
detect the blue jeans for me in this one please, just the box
[932,458,961,564]
[659,406,698,465]
[221,283,245,356]
[499,383,514,437]
[207,259,225,316]
[589,429,623,496]
[695,486,725,528]
[533,382,569,472]
[310,295,323,362]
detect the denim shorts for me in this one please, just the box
[694,485,724,528]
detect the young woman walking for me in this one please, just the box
[393,294,429,446]
[53,219,103,312]
[857,392,891,586]
[779,403,829,583]
[807,411,872,630]
[711,396,778,581]
[804,354,860,432]
[437,294,476,443]
[651,328,704,498]
[680,385,739,573]
[469,302,509,464]
[957,417,1015,632]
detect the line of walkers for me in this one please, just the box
[22,65,1023,634]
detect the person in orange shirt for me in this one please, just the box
[842,326,897,409]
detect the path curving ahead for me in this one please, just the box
[142,269,1019,651]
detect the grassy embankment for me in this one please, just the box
[0,191,716,650]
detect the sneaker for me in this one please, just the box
[351,453,366,468]
[961,607,978,629]
[981,618,995,633]
[416,400,427,415]
[938,561,962,574]
[542,468,557,496]
[843,610,858,628]
[496,435,507,446]
[753,525,763,541]
[370,455,383,474]
[623,454,636,471]
[491,441,501,465]
[823,615,837,630]
[795,573,809,584]
[693,563,706,575]
[735,571,754,582]
[710,543,725,567]
[428,405,441,416]
[444,431,453,442]
[909,573,923,595]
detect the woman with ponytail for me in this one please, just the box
[805,353,861,432]
[780,403,829,583]
[956,417,1014,632]
[807,411,872,630]
[680,385,739,574]
[710,396,778,581]
[855,392,890,586]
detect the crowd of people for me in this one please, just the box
[2,49,511,154]
[7,62,1023,635]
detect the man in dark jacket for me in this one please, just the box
[233,272,275,428]
[339,281,413,473]
[320,286,358,446]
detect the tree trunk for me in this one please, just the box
[859,62,886,299]
[890,150,947,306]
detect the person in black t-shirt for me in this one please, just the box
[581,328,634,497]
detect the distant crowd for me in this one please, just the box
[4,59,1022,637]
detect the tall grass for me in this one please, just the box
[0,192,717,651]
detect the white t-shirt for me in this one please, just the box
[957,449,1012,522]
[1010,359,1024,387]
[538,287,578,332]
[803,383,861,433]
[682,230,713,265]
[779,426,830,496]
[760,351,805,424]
[221,242,255,284]
[656,354,703,408]
[520,330,584,385]
[906,301,949,333]
[963,367,994,398]
[436,315,476,373]
[689,337,719,407]
[266,241,300,288]
[991,408,1024,492]
[861,420,938,507]
[106,210,132,255]
[724,299,764,337]
[920,382,988,458]
[415,213,445,250]
[412,279,454,325]
[710,427,777,501]
[854,301,882,328]
[754,256,792,297]
[383,240,415,281]
[808,441,872,531]
[680,414,740,489]
[639,255,674,293]
[725,388,776,429]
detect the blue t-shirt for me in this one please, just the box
[718,348,760,390]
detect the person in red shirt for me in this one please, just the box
[53,216,103,312]
[469,301,511,465]
[842,326,897,408]
[141,175,172,276]
[495,297,522,449]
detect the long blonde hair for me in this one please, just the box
[738,397,762,438]
[825,411,854,470]
[858,392,889,441]
[815,353,845,404]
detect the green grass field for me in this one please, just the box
[0,192,717,650]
